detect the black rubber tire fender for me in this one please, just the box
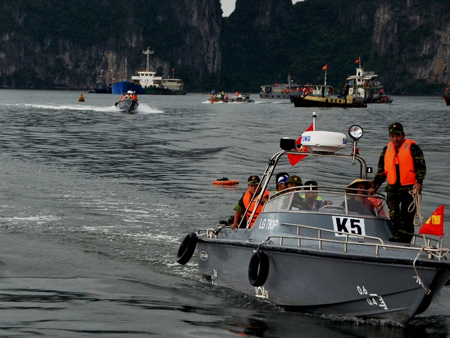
[176,232,198,265]
[248,251,270,286]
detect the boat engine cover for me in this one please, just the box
[301,131,347,153]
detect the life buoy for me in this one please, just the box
[248,251,269,286]
[213,180,239,185]
[213,177,239,185]
[176,232,198,265]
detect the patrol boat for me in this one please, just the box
[114,90,139,113]
[260,74,303,100]
[177,113,450,327]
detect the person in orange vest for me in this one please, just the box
[231,175,270,230]
[368,122,426,243]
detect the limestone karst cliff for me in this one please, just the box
[0,0,448,94]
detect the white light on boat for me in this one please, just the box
[301,131,347,153]
[348,125,364,140]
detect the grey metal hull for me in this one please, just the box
[115,99,139,113]
[177,125,450,327]
[197,236,450,326]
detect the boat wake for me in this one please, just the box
[134,103,164,114]
[22,103,116,112]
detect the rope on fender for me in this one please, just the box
[408,186,423,226]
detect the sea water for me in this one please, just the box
[0,90,449,337]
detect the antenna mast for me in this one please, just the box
[143,47,154,71]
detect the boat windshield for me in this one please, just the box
[264,187,389,218]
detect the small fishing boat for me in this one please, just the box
[115,90,139,113]
[291,84,367,108]
[207,94,228,103]
[177,112,450,327]
[230,93,254,103]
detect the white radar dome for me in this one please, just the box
[300,131,347,153]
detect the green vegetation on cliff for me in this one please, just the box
[0,0,449,94]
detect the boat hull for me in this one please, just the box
[111,81,144,95]
[260,92,302,100]
[197,239,450,326]
[291,95,367,108]
[444,95,450,106]
[143,86,186,95]
[114,99,139,113]
[365,95,393,104]
[260,79,303,100]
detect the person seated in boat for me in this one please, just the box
[342,179,375,216]
[284,175,308,210]
[276,172,289,192]
[301,180,332,211]
[231,175,270,230]
[272,172,289,198]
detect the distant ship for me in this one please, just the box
[260,74,303,99]
[111,80,143,95]
[111,59,144,94]
[345,60,392,103]
[130,47,186,95]
[89,70,112,93]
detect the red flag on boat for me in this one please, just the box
[419,205,445,237]
[322,64,327,71]
[355,59,360,64]
[287,123,314,166]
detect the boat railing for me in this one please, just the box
[265,222,448,260]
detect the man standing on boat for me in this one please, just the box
[368,123,426,243]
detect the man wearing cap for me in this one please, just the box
[284,175,309,210]
[231,175,270,230]
[275,172,289,194]
[368,122,426,243]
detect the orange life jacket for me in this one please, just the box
[384,139,417,185]
[243,189,270,228]
[367,196,388,217]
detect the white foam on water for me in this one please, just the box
[134,103,164,114]
[4,215,61,222]
[23,103,116,112]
